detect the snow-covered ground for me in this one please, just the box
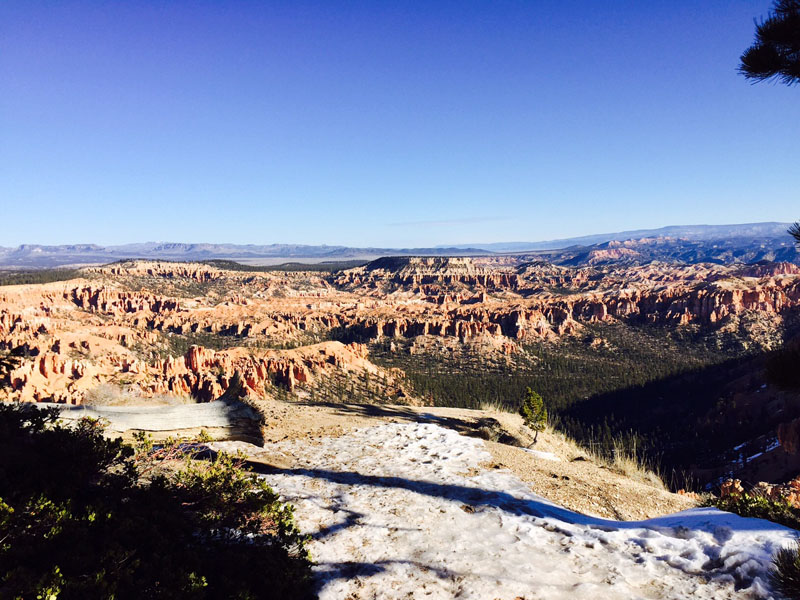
[39,398,259,432]
[251,423,795,599]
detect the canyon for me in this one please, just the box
[1,257,798,409]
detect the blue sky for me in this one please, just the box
[1,1,798,247]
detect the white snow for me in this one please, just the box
[523,448,561,462]
[244,423,796,599]
[40,399,259,432]
[733,437,781,464]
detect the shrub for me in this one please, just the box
[706,490,800,531]
[0,403,312,599]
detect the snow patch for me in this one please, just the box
[523,448,561,462]
[254,423,795,599]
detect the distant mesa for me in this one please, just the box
[361,256,478,275]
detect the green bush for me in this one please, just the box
[706,491,800,531]
[0,404,311,599]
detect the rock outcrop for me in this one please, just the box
[148,342,374,401]
[719,477,800,510]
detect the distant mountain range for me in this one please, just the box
[1,222,797,269]
[533,233,799,267]
[0,243,490,269]
[445,222,795,252]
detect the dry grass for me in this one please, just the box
[545,427,667,490]
[607,437,667,490]
[478,399,515,413]
[474,402,667,491]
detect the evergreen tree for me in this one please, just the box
[789,222,800,247]
[740,0,800,85]
[519,387,548,444]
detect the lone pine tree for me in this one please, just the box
[519,387,548,444]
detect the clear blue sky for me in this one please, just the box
[1,1,798,247]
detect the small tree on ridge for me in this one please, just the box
[519,387,547,445]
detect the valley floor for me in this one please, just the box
[213,413,796,600]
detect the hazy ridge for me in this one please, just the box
[2,222,795,269]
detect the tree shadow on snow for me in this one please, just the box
[302,492,420,542]
[244,462,797,596]
[296,400,524,446]
[247,462,793,536]
[312,558,538,589]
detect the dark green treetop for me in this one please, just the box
[740,0,800,85]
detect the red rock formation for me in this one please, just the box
[719,479,745,499]
[720,476,800,510]
[68,286,180,314]
[2,259,799,405]
[148,342,374,400]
